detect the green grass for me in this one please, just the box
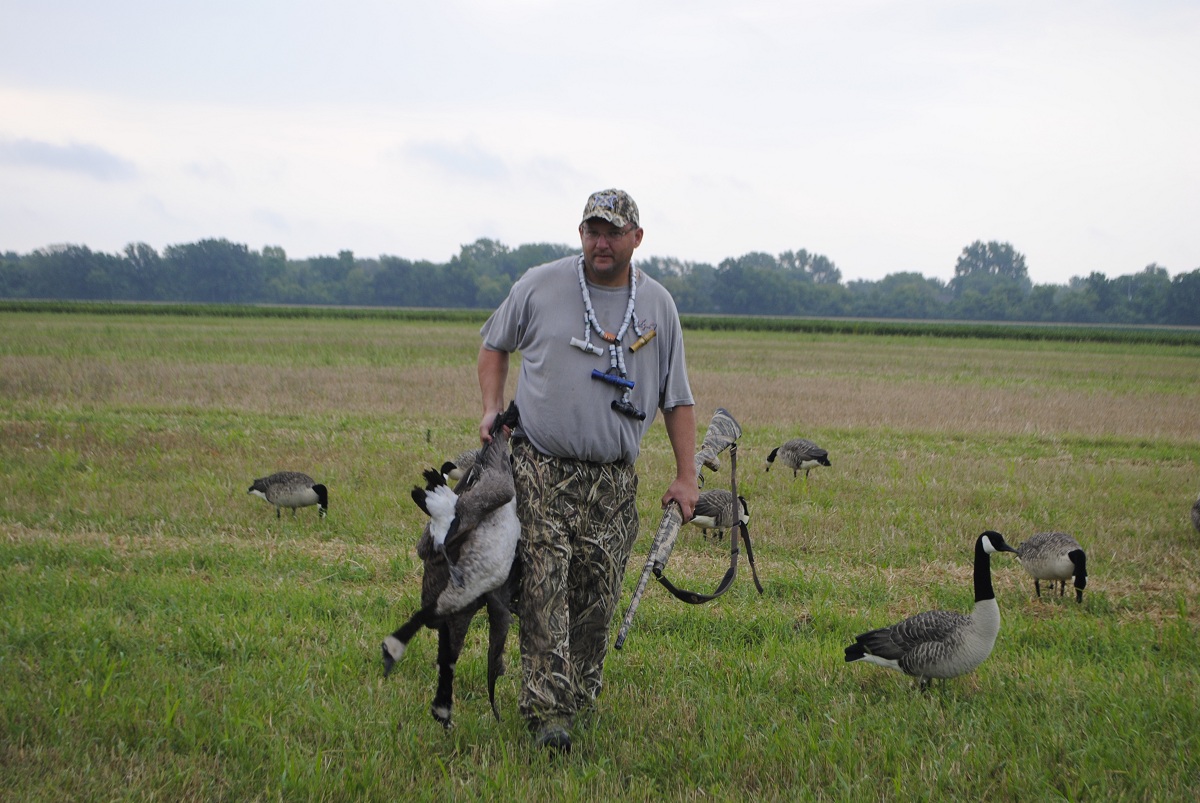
[1,310,1198,801]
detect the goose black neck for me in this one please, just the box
[973,542,996,603]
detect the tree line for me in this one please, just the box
[2,238,1197,326]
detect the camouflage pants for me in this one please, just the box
[510,438,639,728]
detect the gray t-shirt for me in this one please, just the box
[481,255,693,466]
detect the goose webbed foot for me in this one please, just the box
[431,705,453,729]
[381,636,406,677]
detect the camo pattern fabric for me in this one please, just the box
[510,437,639,728]
[580,188,640,229]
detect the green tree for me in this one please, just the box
[123,242,165,299]
[24,245,124,300]
[950,241,1030,298]
[715,253,802,315]
[663,262,718,314]
[778,249,842,284]
[852,272,945,319]
[1112,264,1172,323]
[163,239,261,303]
[510,243,576,278]
[259,246,288,295]
[0,251,29,297]
[1166,268,1200,326]
[1014,285,1061,321]
[372,256,418,306]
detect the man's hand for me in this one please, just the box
[662,475,699,523]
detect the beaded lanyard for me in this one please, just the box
[570,255,657,419]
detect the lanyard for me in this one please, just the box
[569,255,656,419]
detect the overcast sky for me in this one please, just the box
[2,0,1197,285]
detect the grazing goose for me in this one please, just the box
[765,438,831,479]
[1015,531,1088,603]
[1192,493,1200,534]
[382,402,521,727]
[688,489,750,538]
[844,530,1018,689]
[440,448,480,484]
[248,471,328,518]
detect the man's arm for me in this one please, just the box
[477,344,510,444]
[660,403,698,521]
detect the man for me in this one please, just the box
[477,188,698,752]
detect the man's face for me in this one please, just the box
[580,217,643,286]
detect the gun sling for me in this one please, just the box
[652,443,764,604]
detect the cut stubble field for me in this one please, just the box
[1,310,1198,801]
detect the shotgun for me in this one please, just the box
[615,407,756,649]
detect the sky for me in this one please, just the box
[2,0,1198,286]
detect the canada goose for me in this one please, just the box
[440,448,480,484]
[688,489,750,538]
[844,530,1018,689]
[1192,493,1200,534]
[765,438,831,479]
[247,471,328,518]
[1015,531,1088,603]
[382,402,521,727]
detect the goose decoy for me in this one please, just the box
[844,530,1018,689]
[440,448,480,484]
[248,471,328,518]
[1015,531,1088,603]
[688,489,750,538]
[765,438,831,479]
[382,402,521,727]
[1192,493,1200,534]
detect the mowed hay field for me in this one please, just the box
[1,310,1198,801]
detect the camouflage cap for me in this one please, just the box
[581,189,640,229]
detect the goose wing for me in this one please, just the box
[793,439,830,464]
[444,437,515,549]
[693,490,733,521]
[855,609,969,661]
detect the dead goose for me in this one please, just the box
[248,471,328,518]
[688,489,750,538]
[844,530,1018,689]
[1015,531,1088,603]
[382,402,521,727]
[765,438,831,479]
[440,448,480,484]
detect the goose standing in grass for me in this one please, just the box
[765,438,831,480]
[688,489,750,539]
[1015,531,1088,603]
[382,402,521,727]
[844,530,1018,689]
[1192,493,1200,535]
[248,471,328,519]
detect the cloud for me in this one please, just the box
[183,159,234,186]
[402,139,509,182]
[252,208,291,234]
[0,137,137,181]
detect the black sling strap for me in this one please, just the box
[654,444,764,604]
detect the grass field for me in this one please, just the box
[2,309,1199,801]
